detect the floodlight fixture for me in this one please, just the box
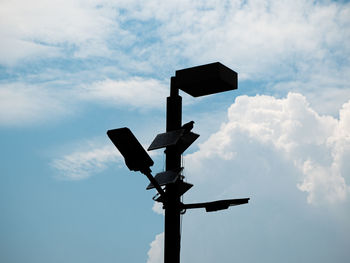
[107,127,153,173]
[182,198,250,212]
[173,62,237,97]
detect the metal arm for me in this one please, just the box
[141,169,167,201]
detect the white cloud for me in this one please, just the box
[0,83,71,126]
[50,92,350,201]
[175,92,350,262]
[51,139,160,180]
[185,93,350,205]
[2,0,349,79]
[0,0,119,65]
[270,75,350,116]
[78,77,168,109]
[146,92,350,262]
[135,0,350,78]
[1,0,349,125]
[52,143,121,180]
[0,76,168,125]
[0,38,60,66]
[147,232,164,263]
[152,202,164,215]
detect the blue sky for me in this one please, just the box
[1,0,350,262]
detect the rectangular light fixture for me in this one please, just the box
[182,198,250,212]
[107,127,154,173]
[173,62,237,97]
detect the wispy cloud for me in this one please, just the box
[0,82,72,126]
[51,140,160,180]
[0,76,167,126]
[51,143,121,180]
[2,0,349,79]
[1,0,349,125]
[0,0,119,65]
[78,77,168,109]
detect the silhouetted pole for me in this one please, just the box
[107,62,249,263]
[164,78,182,263]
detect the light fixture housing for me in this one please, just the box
[173,62,237,97]
[107,127,154,173]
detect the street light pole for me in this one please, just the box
[107,62,249,263]
[164,78,182,263]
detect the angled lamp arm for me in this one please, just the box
[107,127,167,201]
[141,169,167,201]
[181,198,250,212]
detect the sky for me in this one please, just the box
[1,0,350,262]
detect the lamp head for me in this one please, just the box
[107,127,154,173]
[173,62,237,97]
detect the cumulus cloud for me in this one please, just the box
[146,92,350,262]
[152,202,165,215]
[147,232,164,263]
[185,93,350,205]
[52,143,121,180]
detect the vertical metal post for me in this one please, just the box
[164,77,182,263]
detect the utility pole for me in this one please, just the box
[164,79,182,263]
[107,62,250,263]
